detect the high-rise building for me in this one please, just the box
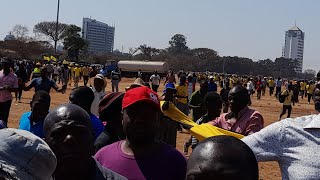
[82,18,115,54]
[282,25,305,73]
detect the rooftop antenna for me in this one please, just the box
[294,19,297,26]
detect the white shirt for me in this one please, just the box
[246,81,255,91]
[90,87,106,116]
[242,114,320,180]
[150,74,160,86]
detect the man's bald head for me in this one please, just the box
[186,136,258,180]
[44,103,92,139]
[43,104,94,179]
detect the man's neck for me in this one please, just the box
[121,139,158,156]
[55,158,96,180]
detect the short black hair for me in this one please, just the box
[204,92,222,106]
[70,86,94,107]
[32,90,51,105]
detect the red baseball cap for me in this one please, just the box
[122,86,160,111]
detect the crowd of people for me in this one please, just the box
[0,57,320,179]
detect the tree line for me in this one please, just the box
[0,23,316,79]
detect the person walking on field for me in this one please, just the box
[111,68,121,92]
[279,84,294,120]
[0,58,18,125]
[268,77,275,96]
[256,79,263,100]
[150,71,161,92]
[73,64,81,88]
[306,81,316,104]
[276,77,282,98]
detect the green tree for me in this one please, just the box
[138,44,159,60]
[192,48,218,60]
[33,21,68,43]
[63,25,88,62]
[168,34,189,54]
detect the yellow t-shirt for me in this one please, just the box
[73,67,81,77]
[82,67,89,76]
[282,90,293,106]
[300,82,306,91]
[268,80,275,87]
[306,84,315,94]
[176,84,188,104]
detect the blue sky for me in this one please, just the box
[2,0,320,70]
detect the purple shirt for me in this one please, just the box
[209,106,264,135]
[94,141,187,180]
[0,70,18,102]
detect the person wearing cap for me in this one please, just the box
[95,92,126,152]
[18,90,50,138]
[69,86,104,140]
[158,83,179,147]
[91,74,107,116]
[0,128,57,180]
[0,58,18,125]
[125,78,145,91]
[95,86,187,179]
[208,76,217,92]
[149,71,161,93]
[24,68,64,94]
[73,64,81,88]
[43,104,126,180]
[186,136,258,180]
[31,62,42,79]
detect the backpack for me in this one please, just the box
[279,90,288,103]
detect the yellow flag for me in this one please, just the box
[43,56,50,61]
[160,101,244,141]
[50,55,57,61]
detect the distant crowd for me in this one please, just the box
[0,57,320,179]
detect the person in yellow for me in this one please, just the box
[279,84,294,120]
[31,62,42,79]
[268,77,275,96]
[73,64,81,88]
[176,75,189,115]
[68,64,74,86]
[300,80,306,99]
[306,81,316,104]
[82,65,90,86]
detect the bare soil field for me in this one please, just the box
[7,78,318,180]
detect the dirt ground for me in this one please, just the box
[7,78,318,180]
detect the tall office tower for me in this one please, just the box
[82,18,115,54]
[282,25,305,73]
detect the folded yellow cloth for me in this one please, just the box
[160,101,244,141]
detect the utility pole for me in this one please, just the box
[54,0,60,53]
